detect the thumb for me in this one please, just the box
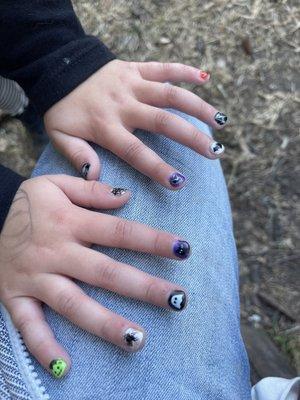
[50,130,101,180]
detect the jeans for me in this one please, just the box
[1,108,252,399]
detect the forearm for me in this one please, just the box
[0,0,116,115]
[0,165,26,231]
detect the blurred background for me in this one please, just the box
[0,0,299,382]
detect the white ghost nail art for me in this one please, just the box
[168,291,186,311]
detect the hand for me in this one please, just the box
[44,60,227,188]
[0,175,190,378]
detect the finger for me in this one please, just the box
[36,275,147,352]
[136,80,228,130]
[58,244,188,312]
[126,101,225,159]
[135,61,210,84]
[74,208,191,260]
[103,124,186,190]
[48,175,131,209]
[50,129,101,180]
[6,296,70,379]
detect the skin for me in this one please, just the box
[45,60,227,185]
[0,175,190,377]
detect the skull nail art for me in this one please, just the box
[49,358,67,379]
[169,172,186,188]
[214,112,228,125]
[168,290,186,311]
[81,163,90,180]
[111,188,128,196]
[210,141,225,156]
[123,328,144,350]
[173,240,191,259]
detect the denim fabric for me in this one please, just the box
[3,108,252,399]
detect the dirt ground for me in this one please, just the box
[0,0,299,377]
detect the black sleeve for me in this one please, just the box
[0,165,26,232]
[0,0,116,116]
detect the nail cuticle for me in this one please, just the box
[169,172,186,188]
[49,358,67,379]
[168,290,187,311]
[81,163,90,180]
[173,240,191,259]
[214,112,228,126]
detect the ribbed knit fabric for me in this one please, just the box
[0,165,26,232]
[0,77,28,116]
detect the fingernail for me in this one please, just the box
[168,290,187,311]
[214,112,228,126]
[173,240,190,259]
[210,141,225,156]
[111,188,128,196]
[200,71,209,80]
[169,172,186,188]
[49,358,67,379]
[123,328,144,350]
[81,163,90,180]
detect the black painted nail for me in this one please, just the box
[81,163,90,180]
[111,188,128,196]
[169,172,186,188]
[173,240,190,259]
[123,328,144,350]
[210,141,225,156]
[214,112,228,125]
[168,290,187,311]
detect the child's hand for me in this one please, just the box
[0,175,190,378]
[44,60,227,187]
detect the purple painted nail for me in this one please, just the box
[173,240,190,259]
[169,172,186,188]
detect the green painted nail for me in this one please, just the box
[49,358,67,378]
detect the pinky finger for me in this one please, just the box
[6,296,71,379]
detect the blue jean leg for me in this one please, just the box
[29,108,251,399]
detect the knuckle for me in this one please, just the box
[144,279,158,302]
[153,230,165,254]
[114,219,133,244]
[150,161,167,178]
[15,315,31,334]
[190,128,201,147]
[69,147,86,166]
[154,110,171,131]
[161,62,172,75]
[122,140,144,163]
[164,84,178,104]
[85,180,99,197]
[96,260,119,287]
[49,207,71,227]
[56,291,78,317]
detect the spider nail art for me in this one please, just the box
[200,71,209,79]
[123,328,144,350]
[214,112,228,125]
[169,172,186,188]
[173,240,191,259]
[49,358,67,379]
[210,141,225,156]
[111,188,128,196]
[168,290,186,311]
[81,163,90,180]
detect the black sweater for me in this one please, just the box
[0,0,116,231]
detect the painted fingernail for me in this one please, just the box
[173,240,190,259]
[81,163,90,180]
[214,112,228,125]
[49,358,67,379]
[200,71,209,80]
[210,141,225,156]
[123,328,144,350]
[168,290,187,311]
[111,188,128,196]
[169,172,186,188]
